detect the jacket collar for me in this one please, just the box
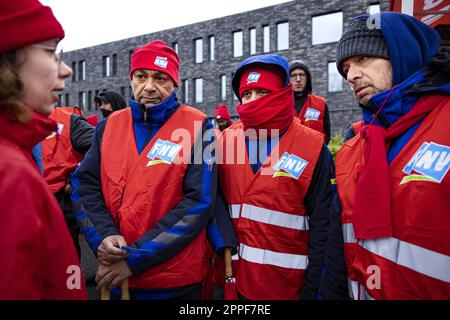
[129,91,180,125]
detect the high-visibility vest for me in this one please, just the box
[297,93,327,137]
[335,95,450,300]
[218,119,324,299]
[42,107,82,193]
[101,105,208,289]
[351,120,364,136]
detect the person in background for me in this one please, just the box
[289,60,331,144]
[94,90,127,118]
[0,0,87,299]
[214,104,234,132]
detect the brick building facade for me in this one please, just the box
[61,0,389,134]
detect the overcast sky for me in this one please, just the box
[40,0,292,52]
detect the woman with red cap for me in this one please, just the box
[216,54,335,299]
[0,0,87,299]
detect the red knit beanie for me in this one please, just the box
[215,104,231,120]
[130,40,180,86]
[239,65,285,98]
[0,0,64,53]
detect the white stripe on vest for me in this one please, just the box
[239,243,308,270]
[241,204,309,231]
[229,204,241,219]
[342,223,450,283]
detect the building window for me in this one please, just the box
[172,42,178,53]
[277,22,289,51]
[78,60,86,81]
[183,80,189,103]
[249,28,256,55]
[103,55,111,77]
[120,87,126,99]
[78,91,86,109]
[195,38,203,64]
[368,3,380,14]
[195,78,203,103]
[72,61,76,82]
[209,36,215,61]
[263,25,270,53]
[233,31,243,57]
[58,94,64,107]
[221,75,227,101]
[312,12,343,45]
[328,61,343,92]
[86,91,91,111]
[65,93,70,106]
[112,54,118,76]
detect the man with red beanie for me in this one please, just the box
[216,54,335,299]
[214,104,233,131]
[72,40,225,299]
[0,0,87,299]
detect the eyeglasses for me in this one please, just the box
[31,44,64,70]
[290,73,307,80]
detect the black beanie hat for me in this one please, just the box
[335,15,390,78]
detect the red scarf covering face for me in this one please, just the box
[352,94,446,239]
[236,84,294,135]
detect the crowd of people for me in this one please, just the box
[0,0,449,300]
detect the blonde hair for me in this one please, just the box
[0,51,31,123]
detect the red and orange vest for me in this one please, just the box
[218,119,324,299]
[297,93,327,137]
[42,107,83,193]
[100,105,207,289]
[335,95,450,299]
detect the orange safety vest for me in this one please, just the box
[297,93,327,137]
[42,107,83,193]
[100,105,208,289]
[218,119,324,299]
[335,95,450,300]
[351,120,364,136]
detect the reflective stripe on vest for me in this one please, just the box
[241,203,309,231]
[239,243,308,270]
[343,223,450,284]
[229,204,241,219]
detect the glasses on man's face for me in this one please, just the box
[290,73,307,80]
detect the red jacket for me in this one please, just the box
[0,111,87,300]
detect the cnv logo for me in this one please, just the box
[272,151,308,180]
[401,142,450,184]
[46,123,64,139]
[304,108,320,121]
[146,139,182,166]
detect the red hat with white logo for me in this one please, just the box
[238,65,285,98]
[130,40,179,86]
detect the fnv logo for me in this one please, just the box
[304,108,320,121]
[46,123,64,139]
[247,72,261,83]
[272,151,308,179]
[147,139,182,166]
[154,56,168,69]
[401,142,450,184]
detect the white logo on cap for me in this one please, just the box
[247,72,261,83]
[154,56,168,69]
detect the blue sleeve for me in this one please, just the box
[125,118,217,276]
[71,119,120,253]
[207,184,238,257]
[31,142,43,174]
[318,194,349,300]
[301,145,334,300]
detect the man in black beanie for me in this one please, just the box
[94,90,127,118]
[289,61,330,144]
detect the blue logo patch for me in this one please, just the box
[147,139,182,166]
[402,142,450,184]
[304,108,320,121]
[154,56,168,69]
[273,151,308,179]
[247,72,261,83]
